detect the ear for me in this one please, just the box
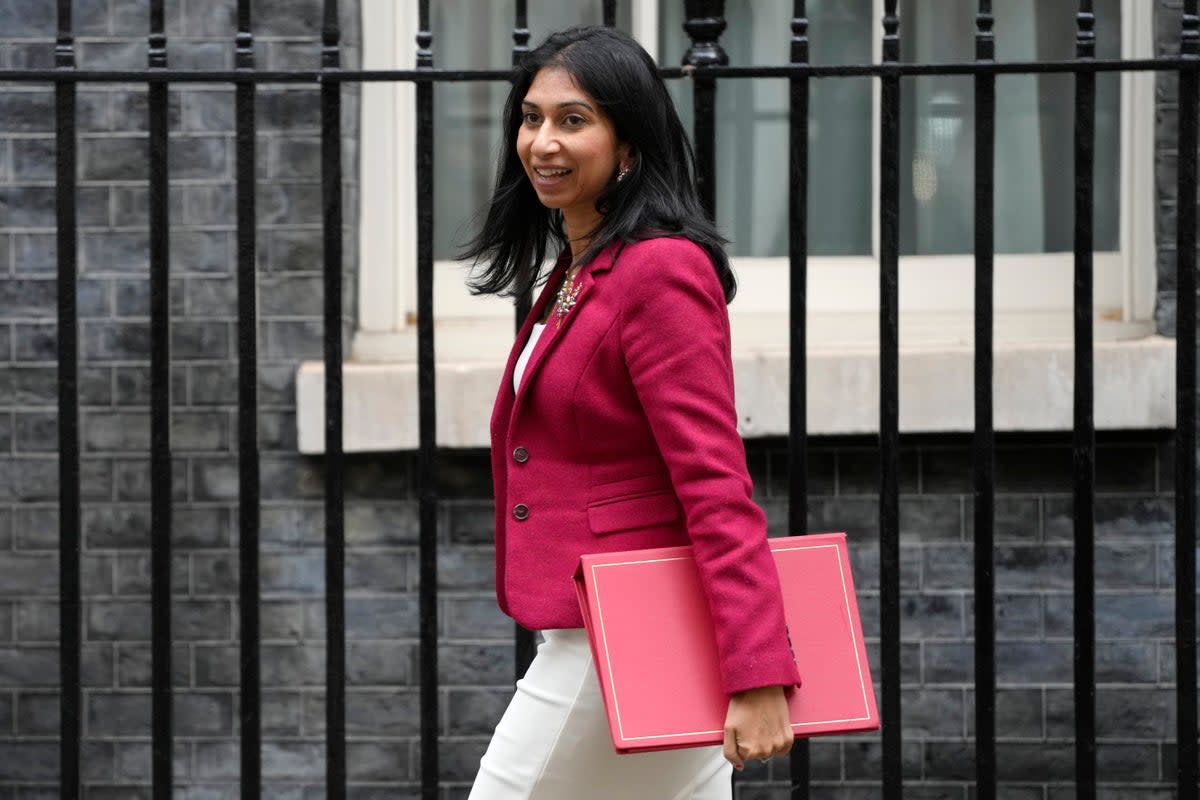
[617,142,634,171]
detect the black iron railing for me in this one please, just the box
[1,1,1196,798]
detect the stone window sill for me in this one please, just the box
[295,313,1175,453]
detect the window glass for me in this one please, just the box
[659,0,874,257]
[431,2,633,259]
[900,0,1121,254]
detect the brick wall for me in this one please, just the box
[0,1,1195,798]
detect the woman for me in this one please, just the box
[461,25,800,799]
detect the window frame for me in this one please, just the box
[352,0,1155,363]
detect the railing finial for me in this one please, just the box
[682,0,728,68]
[1184,0,1200,58]
[417,0,433,68]
[513,0,530,67]
[1076,2,1096,60]
[976,2,995,62]
[882,0,900,64]
[791,1,808,65]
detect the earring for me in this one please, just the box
[616,164,630,183]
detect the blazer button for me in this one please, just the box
[513,447,529,463]
[513,503,529,521]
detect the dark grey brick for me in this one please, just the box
[261,691,304,736]
[1096,688,1176,739]
[13,411,55,452]
[260,742,325,781]
[110,185,185,228]
[1094,743,1162,781]
[345,596,418,639]
[1046,593,1174,638]
[966,687,1043,739]
[443,596,508,639]
[994,743,1075,781]
[837,446,919,495]
[346,641,411,685]
[87,599,231,641]
[174,230,233,275]
[176,691,234,736]
[258,275,323,317]
[81,231,151,275]
[0,0,56,36]
[345,741,408,782]
[105,88,184,133]
[115,643,190,687]
[256,183,322,227]
[11,140,55,182]
[113,457,189,502]
[12,322,55,361]
[260,551,323,596]
[995,545,1074,591]
[995,640,1073,684]
[995,446,1073,493]
[259,409,298,451]
[257,90,322,133]
[112,553,190,596]
[82,320,151,360]
[345,550,409,594]
[0,553,56,596]
[0,743,57,781]
[87,692,150,736]
[261,644,324,687]
[0,644,111,687]
[307,690,417,737]
[445,501,494,546]
[1046,495,1174,541]
[445,689,509,736]
[0,186,107,228]
[112,741,190,782]
[172,320,231,360]
[963,495,1041,542]
[901,688,964,738]
[265,320,322,360]
[185,276,237,317]
[438,642,512,686]
[843,738,922,780]
[1096,640,1159,683]
[1096,541,1158,588]
[83,411,151,452]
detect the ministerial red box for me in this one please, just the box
[574,533,879,753]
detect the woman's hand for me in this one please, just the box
[722,685,794,770]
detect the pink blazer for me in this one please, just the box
[489,236,802,695]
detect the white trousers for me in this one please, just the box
[468,628,732,800]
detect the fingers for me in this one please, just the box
[722,726,745,771]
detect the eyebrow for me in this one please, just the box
[521,99,595,112]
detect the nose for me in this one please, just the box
[530,121,560,157]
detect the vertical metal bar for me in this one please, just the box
[603,0,617,28]
[972,4,996,799]
[682,0,727,220]
[1072,3,1097,794]
[320,1,346,796]
[511,0,538,683]
[878,2,902,796]
[147,2,174,796]
[235,2,261,798]
[416,3,439,797]
[55,1,81,797]
[1176,2,1200,795]
[787,2,810,797]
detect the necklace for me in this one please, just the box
[553,265,583,329]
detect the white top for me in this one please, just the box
[514,322,547,393]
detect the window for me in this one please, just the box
[305,0,1166,452]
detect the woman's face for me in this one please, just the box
[517,66,630,233]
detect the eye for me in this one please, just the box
[522,111,541,125]
[563,113,586,127]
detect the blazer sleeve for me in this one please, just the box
[617,238,802,695]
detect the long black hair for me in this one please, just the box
[460,25,736,303]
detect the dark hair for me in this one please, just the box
[460,25,736,303]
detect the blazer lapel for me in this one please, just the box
[508,241,624,419]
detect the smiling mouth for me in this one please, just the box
[534,167,571,178]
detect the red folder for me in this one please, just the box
[574,532,879,753]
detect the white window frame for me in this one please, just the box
[353,0,1155,363]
